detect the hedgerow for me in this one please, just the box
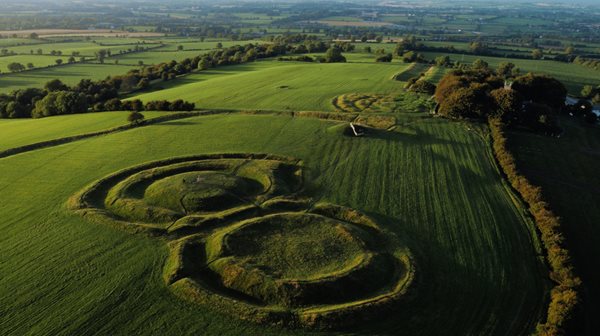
[489,118,580,336]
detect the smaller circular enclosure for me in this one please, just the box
[204,212,400,308]
[165,205,415,329]
[144,172,262,213]
[69,154,304,234]
[221,213,366,280]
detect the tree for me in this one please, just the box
[6,102,30,118]
[44,79,68,92]
[323,46,346,63]
[36,49,42,55]
[512,73,567,110]
[532,49,543,60]
[26,63,34,69]
[469,41,488,54]
[127,111,145,125]
[435,55,451,67]
[122,99,144,111]
[363,46,372,53]
[55,59,63,65]
[104,98,122,111]
[497,62,516,78]
[96,50,107,64]
[376,53,393,62]
[198,58,211,70]
[31,91,88,118]
[472,59,489,70]
[581,85,595,98]
[177,45,184,51]
[68,56,76,64]
[137,78,150,90]
[216,42,223,49]
[138,60,144,66]
[438,84,492,119]
[408,80,436,95]
[565,46,575,55]
[402,51,416,63]
[7,62,25,72]
[29,32,38,39]
[490,88,522,124]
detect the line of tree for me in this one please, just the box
[0,37,325,119]
[573,56,600,71]
[580,85,600,104]
[390,36,594,63]
[489,119,581,336]
[94,99,195,112]
[405,73,437,95]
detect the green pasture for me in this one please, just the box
[0,63,140,93]
[0,111,168,151]
[111,49,210,65]
[131,60,411,111]
[0,111,546,335]
[3,41,162,57]
[0,55,71,71]
[0,38,45,47]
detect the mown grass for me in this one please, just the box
[508,118,600,335]
[0,112,546,335]
[0,111,168,151]
[3,41,161,57]
[111,49,212,66]
[0,63,140,93]
[131,61,410,111]
[0,55,72,70]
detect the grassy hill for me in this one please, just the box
[0,111,547,335]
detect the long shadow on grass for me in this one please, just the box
[349,210,545,336]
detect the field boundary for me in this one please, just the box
[0,108,404,160]
[0,111,209,159]
[488,118,581,336]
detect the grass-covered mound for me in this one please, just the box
[165,205,414,330]
[68,153,415,330]
[68,153,303,234]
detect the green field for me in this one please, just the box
[3,41,162,57]
[508,118,600,334]
[0,38,45,47]
[131,60,411,111]
[0,63,140,93]
[0,55,71,71]
[111,49,211,65]
[0,111,546,335]
[0,111,168,151]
